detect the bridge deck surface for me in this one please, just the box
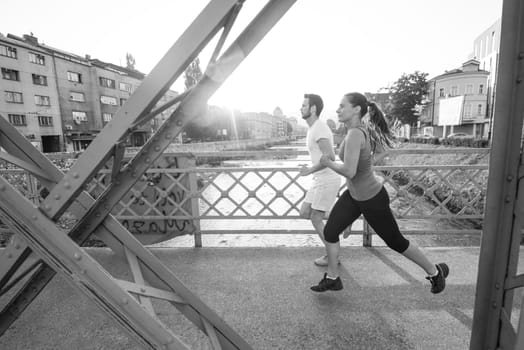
[1,245,522,350]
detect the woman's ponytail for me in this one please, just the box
[366,101,395,152]
[343,92,396,152]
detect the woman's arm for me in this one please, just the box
[320,129,363,178]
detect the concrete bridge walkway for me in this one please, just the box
[1,245,523,349]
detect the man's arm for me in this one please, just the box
[299,138,335,176]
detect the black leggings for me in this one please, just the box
[323,187,410,253]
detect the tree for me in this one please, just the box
[285,121,293,136]
[387,71,428,126]
[184,57,203,90]
[183,57,206,142]
[125,53,136,70]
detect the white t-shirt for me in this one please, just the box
[306,119,339,179]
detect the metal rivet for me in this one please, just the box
[74,253,81,260]
[517,78,522,84]
[32,215,37,220]
[154,146,161,152]
[176,120,182,126]
[44,204,52,211]
[507,175,514,181]
[145,158,151,163]
[492,302,497,308]
[505,196,511,203]
[495,283,500,289]
[14,244,20,250]
[64,182,71,189]
[72,173,79,179]
[131,172,137,178]
[95,213,101,217]
[54,194,61,200]
[165,134,172,139]
[7,253,13,259]
[0,185,5,191]
[80,269,87,275]
[122,298,128,305]
[140,288,146,293]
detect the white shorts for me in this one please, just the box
[304,175,341,212]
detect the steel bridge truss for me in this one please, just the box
[470,0,524,349]
[0,1,297,348]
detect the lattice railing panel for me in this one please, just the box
[377,165,487,220]
[0,161,488,228]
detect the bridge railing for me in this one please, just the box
[0,147,489,247]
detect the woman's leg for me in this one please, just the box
[361,188,436,274]
[311,191,362,292]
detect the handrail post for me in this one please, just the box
[189,170,202,248]
[363,219,373,247]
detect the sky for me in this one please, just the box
[2,0,503,121]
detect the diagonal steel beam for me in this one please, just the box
[0,176,192,350]
[63,0,299,249]
[41,0,241,220]
[1,1,298,348]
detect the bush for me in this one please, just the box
[440,137,489,148]
[410,136,440,145]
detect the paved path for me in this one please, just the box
[1,246,522,349]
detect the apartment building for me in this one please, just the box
[420,59,489,138]
[0,33,172,153]
[0,34,62,152]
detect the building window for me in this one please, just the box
[67,71,82,83]
[34,95,50,106]
[5,91,23,103]
[464,104,472,118]
[451,86,458,96]
[0,44,17,59]
[465,84,473,94]
[69,91,85,102]
[8,114,26,125]
[1,68,20,81]
[120,98,127,106]
[38,116,53,126]
[479,84,484,94]
[29,52,45,65]
[100,95,118,105]
[102,113,113,123]
[439,88,445,97]
[119,82,132,92]
[72,111,87,124]
[32,74,47,86]
[99,77,115,89]
[477,104,483,115]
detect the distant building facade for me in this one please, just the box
[420,59,489,138]
[469,18,501,140]
[0,32,176,152]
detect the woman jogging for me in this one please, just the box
[311,92,449,294]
